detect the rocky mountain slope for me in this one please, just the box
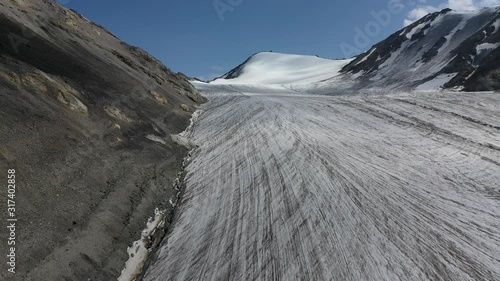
[0,0,202,280]
[342,7,500,91]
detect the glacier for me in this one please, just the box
[143,51,500,281]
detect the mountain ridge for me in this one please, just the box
[342,6,500,91]
[208,7,500,92]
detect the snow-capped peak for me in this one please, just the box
[210,52,353,85]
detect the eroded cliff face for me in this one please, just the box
[0,0,202,280]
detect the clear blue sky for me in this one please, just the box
[61,0,451,80]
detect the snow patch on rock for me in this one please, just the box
[118,209,166,281]
[416,73,457,91]
[146,135,166,145]
[171,110,202,149]
[355,48,377,65]
[476,42,500,53]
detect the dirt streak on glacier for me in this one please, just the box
[142,87,500,281]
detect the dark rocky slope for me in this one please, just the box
[0,0,202,280]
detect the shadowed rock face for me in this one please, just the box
[341,7,500,91]
[0,0,202,280]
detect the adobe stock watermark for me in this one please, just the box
[6,169,17,274]
[213,0,244,21]
[339,0,406,58]
[7,24,35,54]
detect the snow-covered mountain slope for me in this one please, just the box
[210,52,353,85]
[203,7,500,93]
[342,7,500,91]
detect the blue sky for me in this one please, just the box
[62,0,500,80]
